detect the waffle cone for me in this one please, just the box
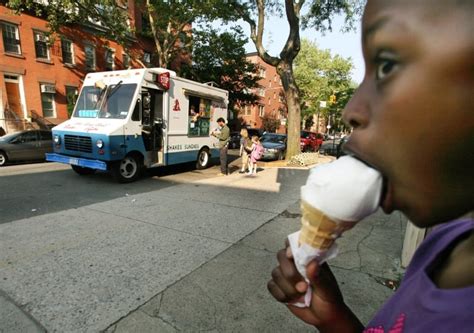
[299,200,355,249]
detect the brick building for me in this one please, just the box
[238,52,287,134]
[0,2,161,134]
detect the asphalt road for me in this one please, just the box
[0,151,241,225]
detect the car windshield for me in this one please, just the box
[73,83,137,119]
[300,131,310,138]
[261,134,286,144]
[0,132,19,142]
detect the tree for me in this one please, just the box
[294,39,354,132]
[7,0,242,70]
[180,26,260,126]
[231,0,364,159]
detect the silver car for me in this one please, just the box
[0,130,53,166]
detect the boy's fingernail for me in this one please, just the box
[295,281,307,293]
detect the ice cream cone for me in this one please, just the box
[299,200,355,250]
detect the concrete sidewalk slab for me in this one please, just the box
[108,204,402,332]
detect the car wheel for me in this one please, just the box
[111,154,142,183]
[71,165,96,175]
[0,151,7,166]
[196,148,210,169]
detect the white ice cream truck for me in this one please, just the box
[46,68,228,182]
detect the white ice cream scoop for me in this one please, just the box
[301,155,383,222]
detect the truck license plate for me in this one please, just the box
[69,158,79,165]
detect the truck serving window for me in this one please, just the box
[73,83,137,119]
[188,95,211,137]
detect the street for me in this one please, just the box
[0,157,403,332]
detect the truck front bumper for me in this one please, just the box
[46,153,108,171]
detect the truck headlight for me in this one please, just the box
[96,139,104,149]
[267,148,278,153]
[53,134,61,144]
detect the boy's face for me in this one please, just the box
[343,0,473,227]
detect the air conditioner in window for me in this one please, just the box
[35,34,47,42]
[40,84,56,94]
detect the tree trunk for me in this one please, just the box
[277,61,301,160]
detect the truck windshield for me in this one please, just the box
[73,83,137,119]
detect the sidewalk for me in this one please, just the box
[1,156,406,332]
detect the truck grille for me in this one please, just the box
[64,135,92,153]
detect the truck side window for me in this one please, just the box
[188,95,211,137]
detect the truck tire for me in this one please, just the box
[0,151,7,166]
[71,165,96,175]
[111,154,142,183]
[196,148,210,169]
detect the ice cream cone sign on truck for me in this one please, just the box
[46,68,229,182]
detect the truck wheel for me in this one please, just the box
[71,165,96,175]
[196,148,210,169]
[0,151,7,166]
[111,154,142,183]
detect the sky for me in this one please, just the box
[239,14,365,84]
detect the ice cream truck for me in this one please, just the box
[46,68,228,182]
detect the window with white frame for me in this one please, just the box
[245,105,251,115]
[34,31,49,60]
[143,51,151,65]
[61,39,74,64]
[40,83,56,117]
[1,22,21,54]
[84,44,96,70]
[259,88,265,97]
[105,48,115,70]
[259,68,266,78]
[259,105,264,117]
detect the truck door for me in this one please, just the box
[141,89,164,164]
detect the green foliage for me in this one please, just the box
[295,39,355,130]
[181,26,260,113]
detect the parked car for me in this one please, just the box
[300,130,323,152]
[260,133,287,160]
[246,128,264,139]
[0,129,53,166]
[319,136,349,158]
[228,131,241,149]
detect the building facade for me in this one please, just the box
[0,2,159,134]
[238,52,287,134]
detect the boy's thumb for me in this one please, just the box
[306,261,344,304]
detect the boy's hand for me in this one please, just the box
[267,242,363,332]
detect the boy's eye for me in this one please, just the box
[374,51,399,81]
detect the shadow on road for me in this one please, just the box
[0,153,242,224]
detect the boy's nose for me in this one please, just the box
[342,81,370,129]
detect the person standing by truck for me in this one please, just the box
[212,117,230,176]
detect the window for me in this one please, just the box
[84,45,96,70]
[259,88,265,97]
[279,94,284,103]
[40,84,56,117]
[244,105,251,115]
[273,92,276,99]
[61,39,74,64]
[1,22,21,54]
[105,48,114,70]
[143,52,151,65]
[188,95,212,137]
[65,86,78,117]
[259,105,264,117]
[19,131,38,143]
[34,31,49,60]
[268,98,271,105]
[123,53,130,69]
[259,68,266,78]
